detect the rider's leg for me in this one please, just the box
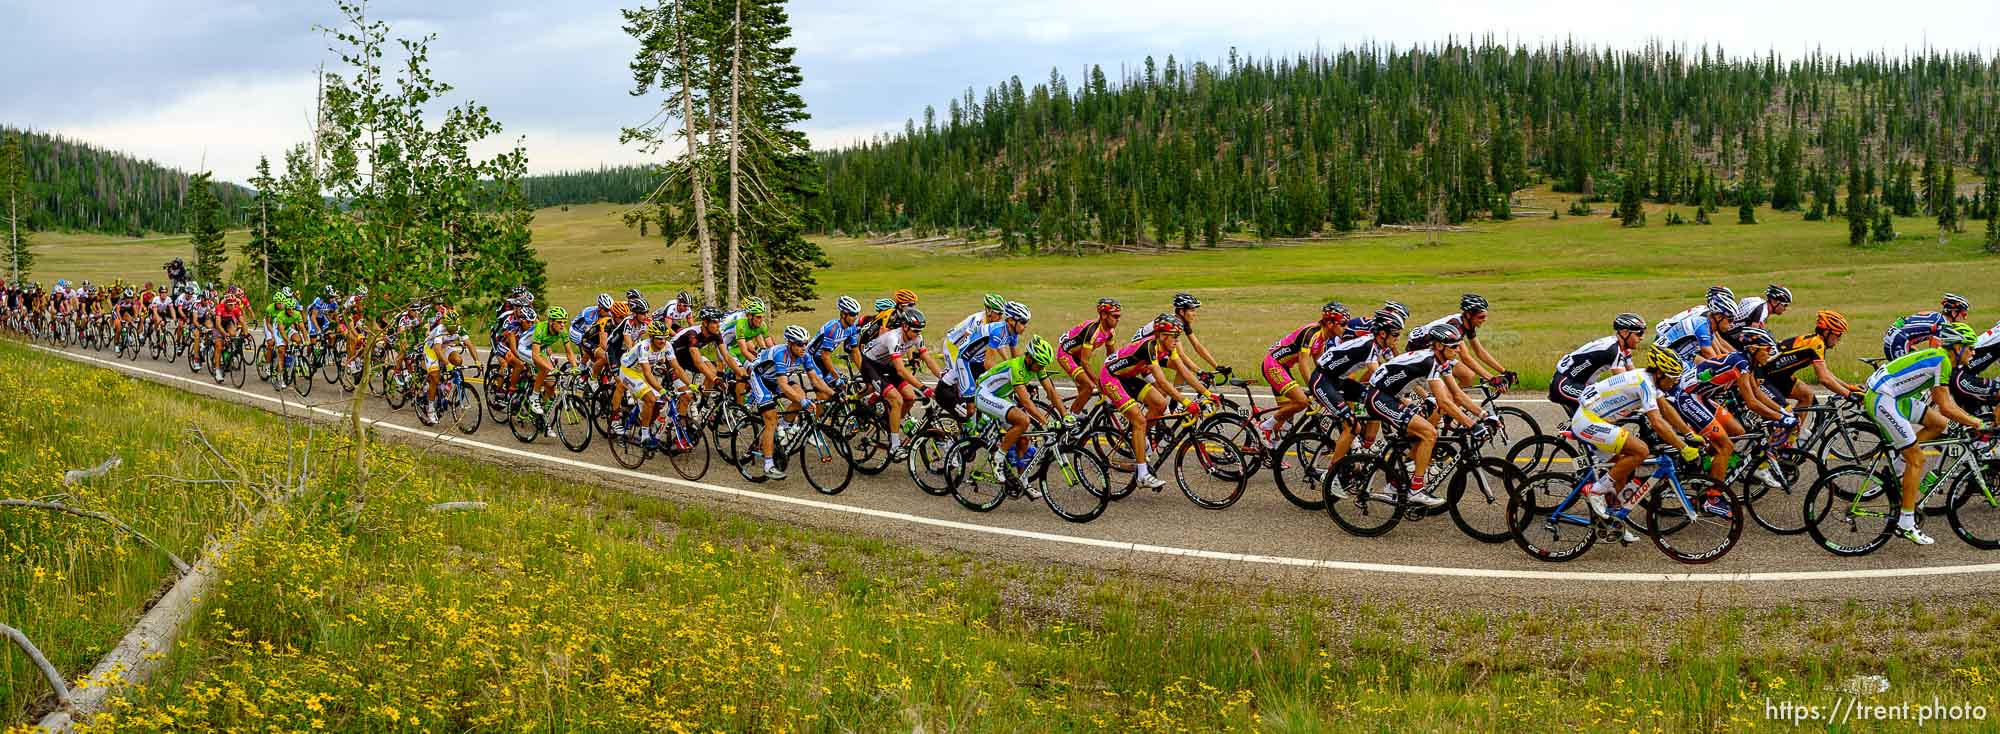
[1407,413,1439,495]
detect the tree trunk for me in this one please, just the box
[675,10,716,306]
[8,189,18,283]
[725,0,744,306]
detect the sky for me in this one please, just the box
[3,0,1996,184]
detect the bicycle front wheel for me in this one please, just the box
[1508,471,1597,562]
[907,431,954,496]
[453,385,483,435]
[1271,434,1334,511]
[1040,446,1110,523]
[1945,461,2000,549]
[1644,476,1743,564]
[1489,407,1541,453]
[667,421,710,480]
[554,394,591,451]
[1324,453,1405,537]
[800,426,854,495]
[1448,457,1526,543]
[1742,449,1820,535]
[948,440,1006,512]
[1803,465,1898,557]
[1175,431,1248,509]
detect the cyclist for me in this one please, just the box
[1883,293,1972,360]
[263,289,305,388]
[1549,313,1646,413]
[336,286,371,374]
[1100,315,1219,490]
[943,293,1006,366]
[1863,322,1993,545]
[1258,301,1350,443]
[1759,310,1864,416]
[972,335,1072,478]
[859,306,943,460]
[668,307,738,395]
[1058,298,1122,414]
[1130,293,1227,378]
[849,297,898,365]
[570,294,616,373]
[619,320,696,447]
[1570,346,1707,534]
[211,286,247,380]
[1728,284,1792,336]
[939,301,1031,419]
[416,311,472,423]
[521,306,579,423]
[1656,287,1738,363]
[664,290,695,330]
[1950,322,2000,431]
[111,287,140,344]
[304,286,339,352]
[1670,327,1793,486]
[746,326,834,480]
[1314,309,1404,498]
[1411,294,1513,388]
[808,296,864,387]
[496,305,538,405]
[720,298,772,366]
[1364,323,1491,508]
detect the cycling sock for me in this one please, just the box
[1898,512,1917,531]
[890,433,903,450]
[1137,465,1154,480]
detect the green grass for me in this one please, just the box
[30,187,2000,387]
[7,340,2000,731]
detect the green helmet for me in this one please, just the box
[744,297,767,316]
[1027,335,1056,367]
[982,293,1005,311]
[545,305,569,323]
[1938,322,1979,347]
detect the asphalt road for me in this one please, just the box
[27,339,2000,611]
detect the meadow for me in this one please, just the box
[28,187,2000,387]
[6,341,2000,731]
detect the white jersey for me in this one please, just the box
[621,338,675,372]
[1576,369,1662,422]
[862,328,923,363]
[945,311,992,348]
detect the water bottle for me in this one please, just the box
[901,414,919,435]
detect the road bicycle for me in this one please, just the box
[1803,426,2000,556]
[1322,412,1526,542]
[1081,395,1249,509]
[605,384,710,480]
[946,417,1112,523]
[414,360,483,434]
[730,400,852,493]
[1508,441,1741,564]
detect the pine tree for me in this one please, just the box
[1617,169,1645,227]
[0,132,32,283]
[239,156,279,290]
[1985,172,2000,253]
[1847,161,1869,246]
[185,172,226,283]
[1939,166,1959,242]
[1738,198,1757,224]
[1873,207,1896,243]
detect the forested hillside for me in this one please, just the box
[520,164,655,208]
[811,41,2000,248]
[2,126,252,235]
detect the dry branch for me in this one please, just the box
[1,623,70,709]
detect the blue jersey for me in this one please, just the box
[750,344,810,381]
[1654,306,1715,363]
[809,317,855,356]
[307,297,337,316]
[1883,312,1948,360]
[957,322,1018,370]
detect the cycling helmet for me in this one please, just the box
[506,292,533,307]
[744,297,767,316]
[982,293,1005,311]
[677,290,691,303]
[901,307,927,329]
[1151,313,1181,335]
[1459,294,1489,313]
[1815,310,1848,335]
[596,293,614,310]
[1372,310,1404,334]
[1645,345,1685,379]
[157,285,170,294]
[874,297,894,312]
[322,285,336,298]
[698,306,724,321]
[629,296,650,313]
[1939,322,1979,347]
[1321,301,1349,319]
[1027,335,1056,367]
[782,325,811,345]
[609,303,632,319]
[1097,297,1122,315]
[835,296,861,315]
[171,257,183,266]
[519,306,539,322]
[1943,293,1971,313]
[1002,301,1031,323]
[1428,323,1464,346]
[1173,293,1202,310]
[122,288,134,298]
[1382,300,1408,319]
[545,306,569,323]
[510,284,530,297]
[893,289,918,306]
[646,320,672,339]
[625,288,643,302]
[1706,288,1736,316]
[56,279,69,288]
[1736,327,1777,350]
[277,286,294,300]
[1613,313,1646,332]
[1765,284,1792,304]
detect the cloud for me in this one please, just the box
[48,74,322,185]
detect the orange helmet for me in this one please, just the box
[893,289,918,306]
[610,302,632,319]
[1815,310,1848,335]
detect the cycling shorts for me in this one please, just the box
[1866,390,1929,450]
[1307,370,1360,413]
[1571,409,1632,455]
[1098,366,1151,412]
[748,371,781,411]
[1059,348,1091,383]
[1547,376,1587,413]
[973,386,1017,421]
[1364,387,1419,433]
[1668,392,1731,443]
[264,322,288,348]
[620,366,681,402]
[1262,354,1298,395]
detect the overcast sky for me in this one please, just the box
[4,0,1995,184]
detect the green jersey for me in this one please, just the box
[974,356,1059,398]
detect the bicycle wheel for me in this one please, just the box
[1507,471,1598,562]
[384,371,411,409]
[1040,445,1110,523]
[850,420,893,476]
[1803,465,1898,557]
[554,394,591,451]
[1197,411,1262,478]
[1644,476,1742,564]
[227,353,247,388]
[949,439,1006,512]
[1175,431,1248,509]
[1742,449,1820,535]
[1448,457,1526,543]
[1945,461,2000,550]
[733,420,769,482]
[712,404,750,467]
[453,385,483,434]
[1325,453,1405,537]
[1081,424,1137,500]
[1506,434,1579,476]
[291,360,313,397]
[799,426,854,495]
[1489,406,1540,453]
[907,431,954,496]
[606,423,649,469]
[1812,419,1884,467]
[508,400,540,443]
[667,420,710,480]
[1271,434,1335,511]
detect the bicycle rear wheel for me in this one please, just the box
[1505,435,1578,476]
[1811,419,1885,467]
[1081,425,1136,500]
[1489,407,1541,453]
[1507,471,1597,562]
[1741,448,1819,535]
[799,426,853,495]
[949,439,1006,512]
[1803,465,1898,557]
[667,421,710,480]
[453,385,483,434]
[1197,412,1262,478]
[1448,457,1525,543]
[1644,476,1742,564]
[508,400,540,443]
[1039,446,1110,523]
[1324,453,1405,537]
[1175,431,1248,509]
[1271,434,1334,511]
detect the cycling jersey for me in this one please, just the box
[1101,338,1160,377]
[1127,316,1194,343]
[570,305,608,344]
[1758,334,1827,394]
[1368,350,1450,399]
[1680,352,1752,403]
[1883,312,1948,361]
[809,317,856,357]
[1654,306,1714,362]
[720,312,768,360]
[663,301,693,325]
[1867,348,1952,400]
[1056,319,1115,378]
[1267,322,1328,364]
[1962,324,2000,377]
[1408,313,1475,350]
[972,356,1060,419]
[1731,296,1771,329]
[748,344,812,408]
[670,325,720,366]
[1571,370,1666,453]
[621,338,676,374]
[861,328,925,365]
[944,311,994,347]
[528,321,565,349]
[1554,336,1628,386]
[1315,335,1386,381]
[955,322,1017,371]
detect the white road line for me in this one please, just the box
[29,343,2000,584]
